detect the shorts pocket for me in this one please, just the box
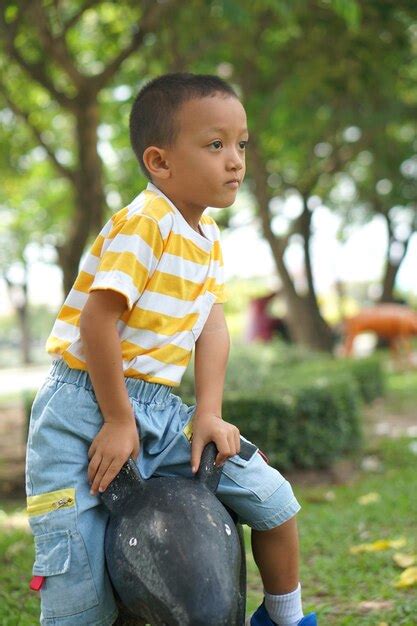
[33,530,70,576]
[33,529,99,618]
[222,436,285,502]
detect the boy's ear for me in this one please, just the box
[142,146,171,180]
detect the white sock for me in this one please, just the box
[264,582,304,626]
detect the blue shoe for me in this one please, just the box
[245,600,317,625]
[298,614,318,626]
[245,601,275,626]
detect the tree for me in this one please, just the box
[335,127,417,304]
[2,0,416,354]
[210,0,417,349]
[0,0,178,294]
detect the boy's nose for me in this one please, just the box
[227,152,244,171]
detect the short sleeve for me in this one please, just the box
[215,284,227,304]
[214,241,227,304]
[89,214,164,311]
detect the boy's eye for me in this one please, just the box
[209,139,249,150]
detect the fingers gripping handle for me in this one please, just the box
[101,442,223,515]
[195,442,223,493]
[100,457,142,514]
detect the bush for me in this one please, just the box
[348,355,385,403]
[222,397,297,469]
[178,342,385,470]
[290,377,362,469]
[218,375,362,471]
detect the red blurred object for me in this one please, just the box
[246,292,289,343]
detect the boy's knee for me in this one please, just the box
[253,514,298,534]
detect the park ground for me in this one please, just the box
[0,368,416,625]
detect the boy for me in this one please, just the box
[25,73,317,626]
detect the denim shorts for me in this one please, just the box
[25,359,301,625]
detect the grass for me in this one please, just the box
[286,436,416,625]
[383,369,417,415]
[1,436,416,625]
[0,510,40,625]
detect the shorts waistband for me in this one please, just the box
[48,358,172,404]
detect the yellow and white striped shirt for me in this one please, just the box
[46,182,227,386]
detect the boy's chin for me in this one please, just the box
[211,196,237,209]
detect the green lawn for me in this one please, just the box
[246,436,417,625]
[1,436,416,625]
[384,369,417,416]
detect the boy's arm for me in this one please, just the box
[194,303,230,417]
[192,303,240,471]
[79,290,139,495]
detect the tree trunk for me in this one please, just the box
[380,257,401,303]
[17,302,31,365]
[4,268,32,365]
[379,238,411,304]
[57,97,106,298]
[249,146,334,352]
[379,210,414,304]
[299,195,334,350]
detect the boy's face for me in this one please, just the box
[148,94,248,212]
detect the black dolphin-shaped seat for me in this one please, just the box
[101,443,246,625]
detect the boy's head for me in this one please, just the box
[129,72,248,210]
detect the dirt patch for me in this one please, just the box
[285,402,417,488]
[285,458,360,488]
[0,403,26,498]
[363,398,417,440]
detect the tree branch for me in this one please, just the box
[0,9,75,110]
[0,85,76,182]
[28,0,85,89]
[92,0,174,91]
[62,0,102,34]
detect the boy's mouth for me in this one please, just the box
[225,179,240,189]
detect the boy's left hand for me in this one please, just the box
[190,413,240,474]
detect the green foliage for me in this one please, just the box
[179,341,386,470]
[348,355,386,403]
[330,0,362,30]
[222,397,297,468]
[291,377,361,469]
[221,374,363,471]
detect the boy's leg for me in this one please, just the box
[142,396,305,625]
[25,362,119,626]
[251,516,300,594]
[251,519,306,625]
[126,390,306,624]
[213,440,307,625]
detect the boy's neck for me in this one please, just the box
[149,181,206,234]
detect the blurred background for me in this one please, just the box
[1,1,417,624]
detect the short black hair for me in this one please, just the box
[129,72,239,181]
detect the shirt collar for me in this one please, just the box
[146,182,214,250]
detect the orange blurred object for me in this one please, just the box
[343,304,417,361]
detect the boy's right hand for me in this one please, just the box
[190,413,240,474]
[88,419,140,496]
